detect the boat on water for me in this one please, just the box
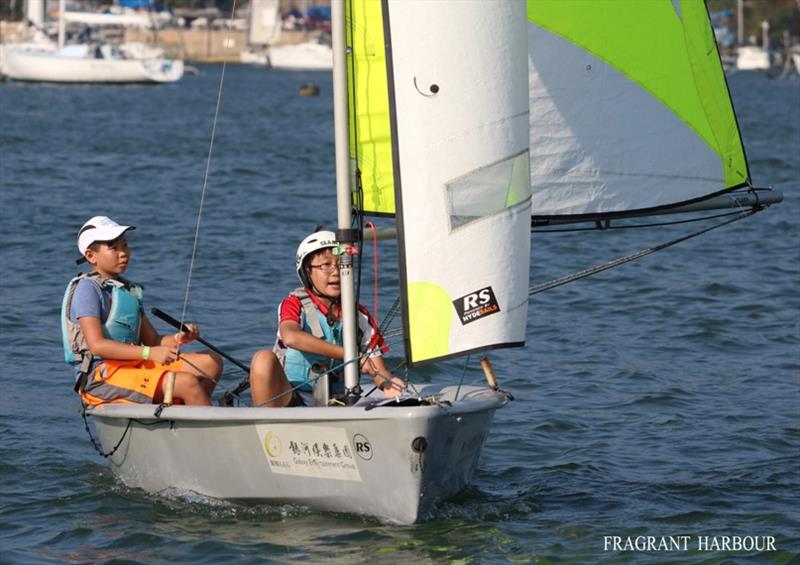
[240,0,281,66]
[4,43,183,83]
[790,47,800,76]
[268,37,332,71]
[84,0,781,524]
[736,45,771,71]
[266,0,332,70]
[3,0,182,84]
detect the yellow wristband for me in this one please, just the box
[141,345,151,361]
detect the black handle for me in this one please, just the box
[150,307,251,374]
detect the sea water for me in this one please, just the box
[0,66,798,563]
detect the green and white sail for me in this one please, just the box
[527,0,750,221]
[347,0,531,365]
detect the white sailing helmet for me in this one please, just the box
[296,230,338,286]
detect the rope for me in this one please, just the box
[378,297,401,337]
[529,208,759,297]
[81,404,133,458]
[454,354,470,402]
[176,0,239,341]
[365,221,379,321]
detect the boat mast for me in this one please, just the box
[58,0,66,48]
[26,0,45,29]
[331,0,361,402]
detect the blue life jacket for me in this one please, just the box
[61,273,143,372]
[273,288,343,394]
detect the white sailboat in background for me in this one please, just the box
[737,20,772,71]
[267,0,332,70]
[0,0,56,75]
[84,0,781,524]
[240,0,281,66]
[733,0,773,71]
[3,0,183,83]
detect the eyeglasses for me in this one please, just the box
[308,262,339,274]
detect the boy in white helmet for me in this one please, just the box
[62,216,223,406]
[249,230,405,407]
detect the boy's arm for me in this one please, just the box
[360,355,406,397]
[280,317,406,395]
[279,320,344,359]
[140,315,199,348]
[79,315,174,362]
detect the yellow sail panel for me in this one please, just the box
[407,282,452,361]
[346,0,395,215]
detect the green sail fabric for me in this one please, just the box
[346,0,395,215]
[526,0,746,189]
[527,0,749,219]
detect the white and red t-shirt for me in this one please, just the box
[277,289,388,358]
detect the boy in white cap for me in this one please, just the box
[61,216,223,406]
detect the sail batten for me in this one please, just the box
[527,0,751,220]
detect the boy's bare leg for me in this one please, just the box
[158,372,211,405]
[250,350,293,407]
[181,351,223,395]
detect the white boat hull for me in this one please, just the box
[736,46,770,71]
[4,50,183,83]
[268,42,332,71]
[89,384,508,524]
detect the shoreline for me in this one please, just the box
[0,20,318,63]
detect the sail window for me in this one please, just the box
[446,151,530,230]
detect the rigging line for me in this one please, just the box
[529,209,759,297]
[532,209,752,234]
[177,1,238,334]
[365,221,379,320]
[454,354,470,403]
[345,0,365,316]
[377,296,401,336]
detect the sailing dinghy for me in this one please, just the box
[87,0,528,525]
[85,1,782,524]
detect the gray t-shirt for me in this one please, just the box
[69,278,112,378]
[70,278,112,324]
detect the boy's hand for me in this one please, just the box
[175,323,200,345]
[380,376,407,398]
[151,345,180,364]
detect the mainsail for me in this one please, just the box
[346,0,531,366]
[527,0,751,222]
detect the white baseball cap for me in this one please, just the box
[77,216,135,255]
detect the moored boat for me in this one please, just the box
[4,43,183,83]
